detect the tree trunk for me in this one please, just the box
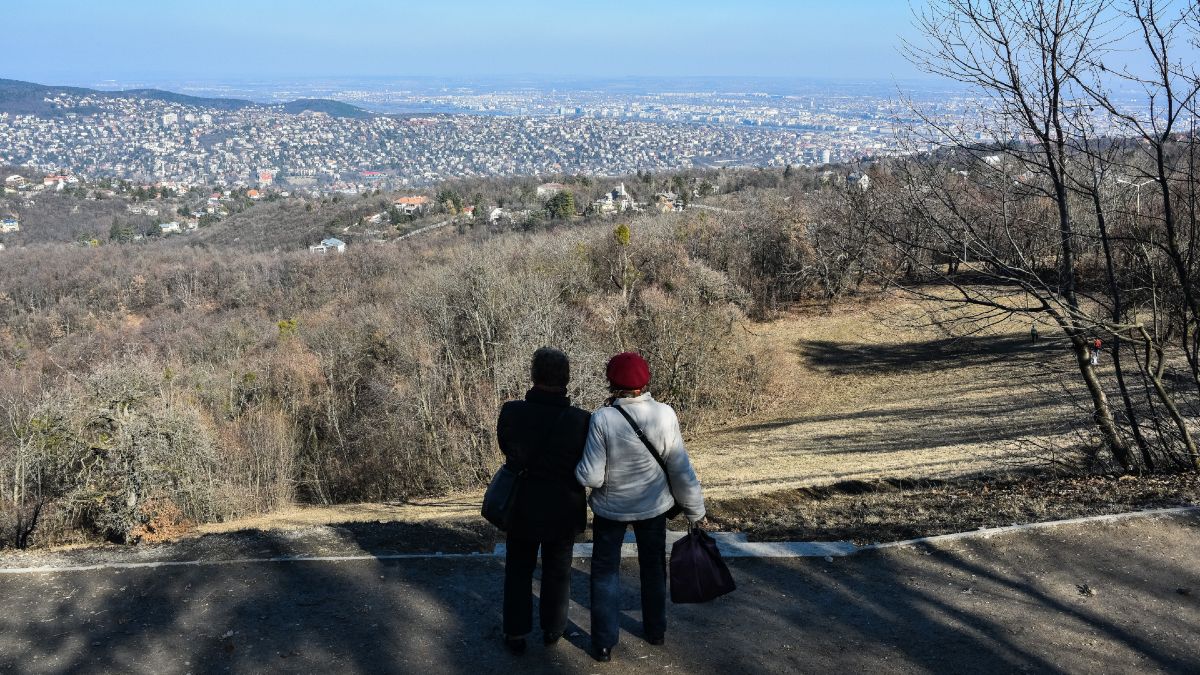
[1072,335,1132,470]
[1111,340,1154,471]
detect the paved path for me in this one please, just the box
[397,219,452,241]
[1,511,1197,674]
[687,203,741,214]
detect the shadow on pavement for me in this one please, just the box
[2,515,1197,673]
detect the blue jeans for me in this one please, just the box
[589,514,667,649]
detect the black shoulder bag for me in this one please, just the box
[481,463,522,531]
[482,407,568,531]
[611,403,683,520]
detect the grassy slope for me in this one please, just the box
[688,295,1081,498]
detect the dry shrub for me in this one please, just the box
[630,278,761,429]
[593,216,764,427]
[0,359,224,546]
[674,202,823,317]
[127,496,194,544]
[218,406,297,515]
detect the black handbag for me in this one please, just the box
[481,463,523,531]
[611,403,683,520]
[670,525,736,603]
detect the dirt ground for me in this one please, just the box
[704,470,1200,544]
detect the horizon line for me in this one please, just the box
[4,73,959,86]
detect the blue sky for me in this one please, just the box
[2,1,929,84]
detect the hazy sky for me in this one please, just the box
[3,1,929,84]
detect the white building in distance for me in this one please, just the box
[309,237,346,254]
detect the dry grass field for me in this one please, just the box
[691,293,1082,498]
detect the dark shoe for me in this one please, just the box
[647,635,665,646]
[543,631,562,645]
[504,636,526,655]
[592,646,612,662]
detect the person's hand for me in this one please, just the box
[687,516,706,530]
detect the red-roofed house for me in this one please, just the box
[393,195,431,215]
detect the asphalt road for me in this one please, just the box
[1,512,1197,674]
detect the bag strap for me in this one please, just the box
[611,403,676,499]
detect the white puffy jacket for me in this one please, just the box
[574,393,705,522]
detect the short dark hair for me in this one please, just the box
[531,347,570,387]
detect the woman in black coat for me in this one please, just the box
[495,347,591,654]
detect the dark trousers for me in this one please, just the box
[503,533,575,637]
[589,513,667,649]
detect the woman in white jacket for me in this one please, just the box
[575,352,705,663]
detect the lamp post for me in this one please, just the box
[1114,176,1157,219]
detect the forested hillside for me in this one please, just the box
[0,197,792,547]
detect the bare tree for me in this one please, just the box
[900,0,1136,467]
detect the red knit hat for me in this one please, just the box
[606,352,651,390]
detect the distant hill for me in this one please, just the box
[107,88,254,111]
[0,79,373,119]
[275,98,374,119]
[0,79,99,114]
[0,78,253,115]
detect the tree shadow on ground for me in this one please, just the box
[704,385,1078,476]
[639,514,1200,673]
[799,334,1053,376]
[325,521,496,555]
[0,523,515,674]
[2,515,1197,673]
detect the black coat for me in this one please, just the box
[496,388,591,540]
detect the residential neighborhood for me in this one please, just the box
[0,89,893,193]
